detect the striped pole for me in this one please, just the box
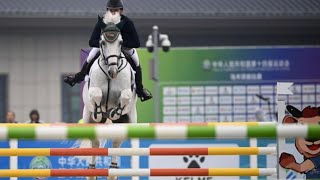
[0,147,276,156]
[0,122,275,127]
[0,124,319,139]
[0,168,276,177]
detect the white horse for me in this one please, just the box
[81,12,137,180]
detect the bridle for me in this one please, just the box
[98,18,126,66]
[98,22,125,77]
[100,43,122,68]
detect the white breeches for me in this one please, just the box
[123,48,140,67]
[86,48,100,63]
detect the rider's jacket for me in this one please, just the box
[89,15,140,49]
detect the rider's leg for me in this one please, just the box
[123,48,152,102]
[64,48,100,87]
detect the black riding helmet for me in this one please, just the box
[107,0,124,9]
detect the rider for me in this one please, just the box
[64,0,152,102]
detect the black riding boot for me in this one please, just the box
[135,65,152,102]
[64,61,89,87]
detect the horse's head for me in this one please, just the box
[99,19,124,79]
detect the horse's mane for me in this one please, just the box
[103,11,121,24]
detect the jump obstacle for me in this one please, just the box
[0,123,319,139]
[0,168,276,177]
[1,123,311,178]
[0,147,276,156]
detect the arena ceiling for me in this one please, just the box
[0,0,319,19]
[0,0,319,46]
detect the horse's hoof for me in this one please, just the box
[107,176,118,180]
[86,175,97,179]
[108,163,119,180]
[109,162,119,169]
[88,164,96,169]
[86,164,97,180]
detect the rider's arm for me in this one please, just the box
[122,19,140,48]
[89,17,102,48]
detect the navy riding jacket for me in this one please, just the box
[89,15,140,49]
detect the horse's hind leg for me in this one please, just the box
[111,139,122,166]
[86,139,99,180]
[107,139,122,180]
[90,139,100,166]
[108,89,132,179]
[126,103,139,180]
[81,105,98,180]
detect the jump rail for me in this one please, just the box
[0,147,276,156]
[0,168,277,177]
[0,122,275,127]
[0,124,318,139]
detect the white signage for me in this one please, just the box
[267,143,305,180]
[149,144,240,180]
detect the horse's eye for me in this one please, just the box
[101,41,106,46]
[119,41,123,45]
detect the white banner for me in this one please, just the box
[149,143,240,180]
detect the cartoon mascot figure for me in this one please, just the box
[279,105,320,179]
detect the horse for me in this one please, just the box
[81,12,137,180]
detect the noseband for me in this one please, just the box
[101,50,121,67]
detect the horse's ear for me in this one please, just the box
[98,15,107,30]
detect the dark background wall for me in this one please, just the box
[1,17,319,47]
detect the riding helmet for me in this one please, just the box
[107,0,124,9]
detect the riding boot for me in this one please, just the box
[135,65,152,102]
[64,61,89,87]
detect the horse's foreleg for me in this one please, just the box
[108,89,132,121]
[89,87,107,123]
[82,105,91,123]
[118,89,132,108]
[127,101,137,124]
